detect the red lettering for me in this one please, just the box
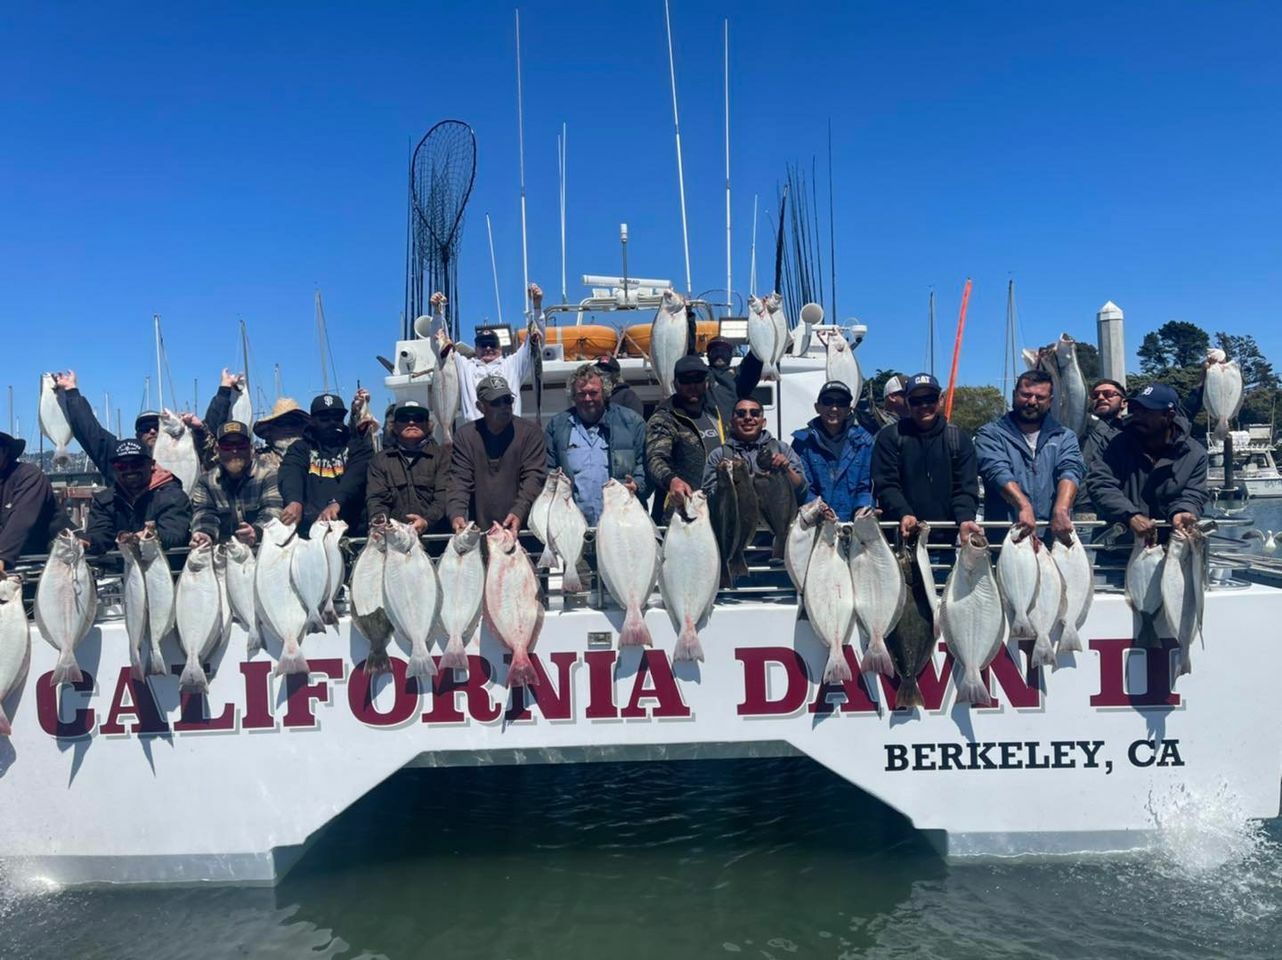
[811,647,879,714]
[507,652,578,722]
[737,647,810,716]
[348,657,420,727]
[584,650,619,719]
[621,651,691,719]
[99,668,171,735]
[36,670,95,739]
[422,655,501,724]
[877,642,953,711]
[282,659,344,728]
[1090,638,1181,708]
[240,660,276,729]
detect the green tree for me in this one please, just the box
[867,368,902,403]
[947,385,1005,436]
[1076,342,1101,382]
[1137,321,1210,375]
[1215,332,1278,390]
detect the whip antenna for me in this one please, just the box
[664,0,693,295]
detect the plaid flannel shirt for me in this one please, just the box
[190,461,283,540]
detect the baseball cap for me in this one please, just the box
[476,375,514,402]
[906,373,941,396]
[111,438,151,462]
[706,337,733,354]
[393,400,430,421]
[674,355,709,381]
[217,421,251,442]
[1129,383,1179,412]
[883,376,906,399]
[134,410,161,432]
[817,380,853,403]
[474,329,502,349]
[310,393,347,415]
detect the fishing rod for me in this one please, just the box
[664,0,693,295]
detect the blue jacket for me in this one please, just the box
[974,412,1085,522]
[790,418,874,521]
[545,404,648,502]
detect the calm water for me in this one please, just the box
[5,500,1282,960]
[3,757,1282,960]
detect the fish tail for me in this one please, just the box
[303,611,328,636]
[364,647,393,677]
[618,605,652,647]
[954,668,989,706]
[507,649,540,687]
[675,622,705,662]
[561,565,583,593]
[0,706,11,736]
[1057,624,1082,654]
[1010,613,1035,639]
[323,602,339,626]
[179,655,208,694]
[1030,634,1056,668]
[406,648,438,681]
[50,648,83,686]
[274,643,310,677]
[823,644,852,683]
[1177,645,1192,678]
[895,675,925,710]
[245,624,262,657]
[146,639,168,676]
[537,544,556,569]
[1215,416,1229,441]
[861,636,896,678]
[439,636,469,672]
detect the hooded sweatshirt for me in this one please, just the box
[0,453,70,566]
[278,424,373,536]
[83,467,191,555]
[1085,417,1209,525]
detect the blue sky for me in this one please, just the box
[2,2,1279,437]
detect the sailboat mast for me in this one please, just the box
[928,289,936,377]
[486,213,504,325]
[664,0,693,295]
[515,9,531,310]
[559,123,568,304]
[315,291,329,393]
[723,18,731,313]
[749,194,758,297]
[240,319,252,400]
[153,314,165,411]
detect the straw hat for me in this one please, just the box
[253,397,310,439]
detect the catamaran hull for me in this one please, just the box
[1,585,1279,886]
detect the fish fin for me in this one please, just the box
[50,649,83,686]
[303,611,327,636]
[1057,624,1082,654]
[1215,416,1229,441]
[674,623,705,662]
[823,645,852,683]
[406,648,438,681]
[146,641,168,676]
[861,635,896,678]
[274,645,310,676]
[1010,614,1035,639]
[562,566,583,594]
[618,606,652,647]
[1030,635,1055,668]
[0,707,10,736]
[1177,646,1192,677]
[130,650,146,683]
[895,676,924,710]
[537,544,555,569]
[439,637,469,672]
[179,656,208,694]
[364,648,393,677]
[246,623,262,657]
[323,602,338,626]
[507,649,540,687]
[954,668,989,705]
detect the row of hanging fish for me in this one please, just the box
[1124,526,1207,680]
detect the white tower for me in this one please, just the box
[1097,301,1126,387]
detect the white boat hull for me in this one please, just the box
[1,585,1279,886]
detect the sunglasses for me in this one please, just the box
[733,409,764,419]
[485,396,514,407]
[818,397,851,408]
[908,394,940,407]
[396,415,429,425]
[676,375,707,385]
[1091,390,1123,400]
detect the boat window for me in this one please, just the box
[750,384,775,409]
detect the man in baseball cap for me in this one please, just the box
[189,421,283,548]
[83,438,191,556]
[1086,382,1207,542]
[366,401,450,536]
[279,389,374,536]
[447,374,547,534]
[789,380,874,521]
[882,375,908,420]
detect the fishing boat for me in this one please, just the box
[1208,426,1282,499]
[3,286,1281,889]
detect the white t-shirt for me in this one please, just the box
[450,310,546,420]
[1024,430,1040,455]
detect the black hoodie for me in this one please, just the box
[0,445,71,566]
[871,415,979,527]
[278,425,373,536]
[1086,417,1209,524]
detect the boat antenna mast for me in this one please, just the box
[558,123,568,304]
[723,18,731,314]
[515,8,531,312]
[486,213,504,325]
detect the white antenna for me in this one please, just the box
[153,314,164,411]
[723,18,731,313]
[558,122,568,304]
[515,9,531,311]
[486,213,504,325]
[749,194,759,297]
[664,0,693,295]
